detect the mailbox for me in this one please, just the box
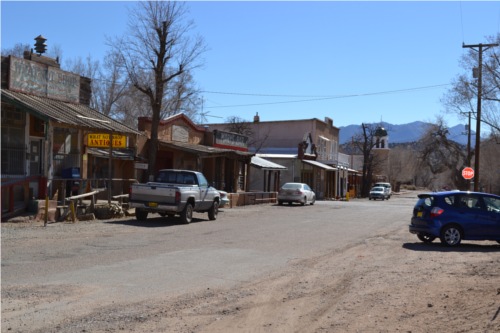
[62,167,81,197]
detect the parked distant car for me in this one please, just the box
[374,182,391,198]
[218,190,230,208]
[369,186,388,200]
[278,183,315,206]
[409,191,500,246]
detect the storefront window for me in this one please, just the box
[1,105,26,175]
[53,127,80,176]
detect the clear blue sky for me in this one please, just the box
[2,1,500,129]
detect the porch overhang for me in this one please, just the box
[302,159,337,171]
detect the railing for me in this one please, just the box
[50,178,138,203]
[1,176,38,216]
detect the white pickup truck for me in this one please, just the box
[129,169,220,224]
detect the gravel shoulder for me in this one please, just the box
[2,206,500,332]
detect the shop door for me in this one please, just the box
[29,139,43,176]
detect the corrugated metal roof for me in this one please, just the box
[302,159,337,171]
[159,140,254,158]
[2,89,142,135]
[256,154,298,159]
[251,156,287,170]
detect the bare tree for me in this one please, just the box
[480,135,500,193]
[224,116,254,137]
[349,123,388,197]
[1,43,30,57]
[417,118,468,190]
[442,33,500,134]
[89,51,130,118]
[388,143,419,188]
[223,116,272,153]
[111,1,205,179]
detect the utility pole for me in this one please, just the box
[461,111,472,190]
[462,42,498,192]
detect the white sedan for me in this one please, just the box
[278,182,316,206]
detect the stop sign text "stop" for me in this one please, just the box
[462,167,474,180]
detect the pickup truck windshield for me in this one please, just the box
[156,171,197,185]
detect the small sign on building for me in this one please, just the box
[87,133,127,148]
[134,162,148,170]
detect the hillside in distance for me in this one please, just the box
[338,121,473,146]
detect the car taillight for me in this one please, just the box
[175,191,181,204]
[430,207,444,218]
[295,190,303,195]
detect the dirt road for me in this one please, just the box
[2,196,499,333]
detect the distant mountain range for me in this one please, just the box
[339,121,474,146]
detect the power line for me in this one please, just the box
[202,84,450,109]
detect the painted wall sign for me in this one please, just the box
[9,56,80,103]
[172,125,189,142]
[213,130,248,151]
[87,133,127,148]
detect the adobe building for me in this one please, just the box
[205,114,358,200]
[136,114,254,193]
[1,49,141,218]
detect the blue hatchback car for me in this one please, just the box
[409,191,500,246]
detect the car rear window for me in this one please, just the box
[282,183,301,190]
[157,171,197,185]
[443,195,457,206]
[416,195,434,208]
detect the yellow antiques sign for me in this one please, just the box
[87,133,127,148]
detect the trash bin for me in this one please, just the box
[62,167,81,197]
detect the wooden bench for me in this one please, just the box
[112,194,129,205]
[59,190,102,222]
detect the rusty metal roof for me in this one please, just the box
[159,140,253,159]
[2,89,142,135]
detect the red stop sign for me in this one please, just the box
[462,167,474,180]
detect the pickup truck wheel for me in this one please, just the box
[181,203,193,224]
[208,201,219,220]
[136,209,148,221]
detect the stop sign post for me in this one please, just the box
[462,167,474,180]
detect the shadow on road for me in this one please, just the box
[403,242,500,253]
[106,216,208,228]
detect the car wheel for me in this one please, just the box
[136,209,148,221]
[301,197,306,206]
[369,197,372,200]
[440,225,462,246]
[208,201,218,221]
[310,195,315,205]
[288,202,292,205]
[417,234,436,243]
[181,203,193,224]
[496,240,500,244]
